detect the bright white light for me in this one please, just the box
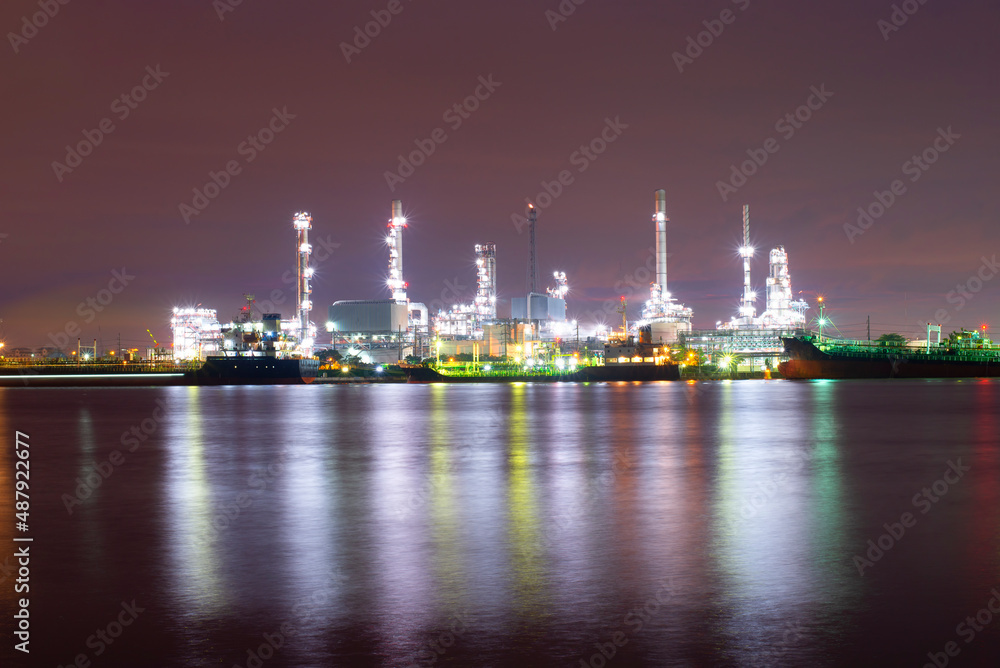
[483,364,492,371]
[375,365,384,373]
[655,212,666,222]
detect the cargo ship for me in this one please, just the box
[778,334,1000,379]
[402,335,679,383]
[0,356,319,387]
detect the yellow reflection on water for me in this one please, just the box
[429,384,466,612]
[506,384,545,616]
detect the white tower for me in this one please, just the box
[654,189,668,299]
[293,212,314,355]
[737,204,757,324]
[387,199,408,304]
[641,190,693,339]
[758,246,808,328]
[474,243,497,322]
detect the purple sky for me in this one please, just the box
[1,0,998,349]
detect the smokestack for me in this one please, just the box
[293,211,313,355]
[387,200,407,304]
[654,189,668,295]
[740,204,755,321]
[527,203,538,295]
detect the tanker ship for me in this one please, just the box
[779,333,1000,379]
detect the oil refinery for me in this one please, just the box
[159,189,819,376]
[0,188,823,382]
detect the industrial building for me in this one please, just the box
[433,243,498,338]
[636,189,694,343]
[328,300,408,335]
[679,205,812,369]
[170,212,317,361]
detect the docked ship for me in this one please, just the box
[401,331,679,383]
[0,357,318,388]
[779,333,1000,379]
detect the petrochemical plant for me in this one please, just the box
[167,191,815,371]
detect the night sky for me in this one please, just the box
[1,0,997,349]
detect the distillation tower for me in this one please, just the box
[639,189,693,341]
[294,211,315,355]
[386,199,408,304]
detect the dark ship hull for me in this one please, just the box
[778,336,1000,379]
[0,357,319,387]
[574,363,680,382]
[402,363,680,383]
[191,356,320,385]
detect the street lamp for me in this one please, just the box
[818,296,825,341]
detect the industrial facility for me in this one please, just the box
[162,192,816,372]
[170,212,317,361]
[635,189,694,344]
[681,205,811,370]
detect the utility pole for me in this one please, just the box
[867,315,870,341]
[818,297,825,342]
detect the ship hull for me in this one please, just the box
[779,337,1000,379]
[193,357,319,385]
[402,363,680,383]
[0,358,319,387]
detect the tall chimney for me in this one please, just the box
[654,189,668,296]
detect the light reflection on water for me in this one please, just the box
[1,380,1000,666]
